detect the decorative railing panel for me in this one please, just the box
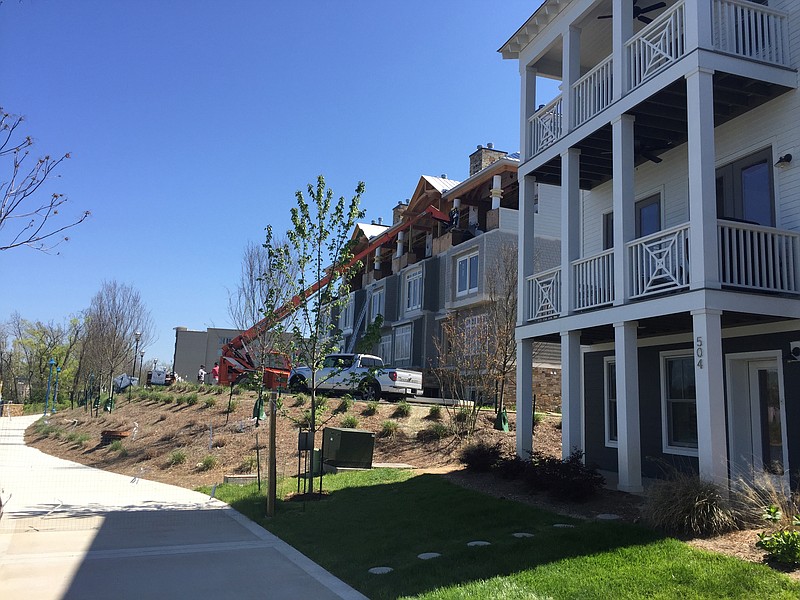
[626,1,687,90]
[628,224,690,298]
[572,57,613,128]
[718,220,800,294]
[528,95,563,157]
[572,250,615,311]
[713,0,789,66]
[527,268,562,321]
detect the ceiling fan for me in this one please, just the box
[601,139,674,163]
[597,1,667,25]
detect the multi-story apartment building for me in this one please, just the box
[339,146,562,405]
[504,0,799,492]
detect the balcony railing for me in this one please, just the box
[712,0,790,67]
[719,220,800,293]
[629,223,691,298]
[572,56,613,128]
[527,267,561,321]
[572,249,615,311]
[528,96,563,156]
[626,0,687,89]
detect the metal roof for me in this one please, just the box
[421,175,461,193]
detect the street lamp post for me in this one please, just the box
[43,358,56,416]
[130,330,142,401]
[139,350,145,384]
[52,366,61,414]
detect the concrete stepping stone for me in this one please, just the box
[368,567,393,575]
[553,523,575,528]
[417,552,441,560]
[596,513,621,521]
[467,540,491,547]
[512,532,535,538]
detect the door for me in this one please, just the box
[747,360,788,484]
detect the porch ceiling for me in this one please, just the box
[528,73,792,191]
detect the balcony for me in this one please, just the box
[526,0,790,159]
[527,220,800,321]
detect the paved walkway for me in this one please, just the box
[0,414,367,600]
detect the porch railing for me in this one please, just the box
[572,56,613,128]
[528,95,563,156]
[527,267,561,321]
[626,0,687,90]
[572,249,615,310]
[719,220,800,294]
[628,223,691,298]
[712,0,790,67]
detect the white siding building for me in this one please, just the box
[503,0,799,492]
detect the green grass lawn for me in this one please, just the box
[204,469,800,600]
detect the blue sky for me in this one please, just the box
[0,0,554,364]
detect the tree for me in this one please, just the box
[82,281,154,397]
[262,175,364,492]
[485,241,519,413]
[0,109,89,252]
[227,239,296,371]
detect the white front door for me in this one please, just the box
[747,360,788,485]
[726,353,790,489]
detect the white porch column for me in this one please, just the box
[614,320,643,492]
[396,230,405,258]
[687,67,720,290]
[561,330,582,458]
[685,0,713,50]
[521,66,537,161]
[691,308,728,485]
[562,25,581,132]
[561,148,581,316]
[490,175,502,210]
[516,337,534,458]
[518,176,537,325]
[612,114,635,305]
[612,0,634,100]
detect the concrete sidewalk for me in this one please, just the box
[0,414,367,600]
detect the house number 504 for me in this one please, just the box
[696,337,704,369]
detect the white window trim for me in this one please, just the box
[405,269,423,312]
[604,356,618,449]
[370,287,385,321]
[339,293,355,333]
[660,349,699,457]
[379,334,393,364]
[394,324,412,361]
[456,251,479,297]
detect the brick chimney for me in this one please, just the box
[392,200,409,225]
[469,143,508,176]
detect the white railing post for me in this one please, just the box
[627,224,691,298]
[626,1,687,90]
[572,250,615,310]
[572,57,613,128]
[712,0,790,67]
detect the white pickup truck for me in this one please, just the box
[288,353,423,401]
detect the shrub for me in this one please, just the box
[533,412,544,427]
[495,456,530,480]
[198,455,217,471]
[524,450,605,502]
[341,414,359,429]
[393,401,412,418]
[427,405,442,420]
[67,432,91,447]
[109,440,127,456]
[642,472,743,536]
[212,385,225,395]
[175,395,186,405]
[417,422,451,441]
[231,386,242,396]
[460,440,504,472]
[293,393,308,407]
[35,420,60,438]
[225,399,239,414]
[378,420,399,438]
[335,398,354,414]
[454,407,470,423]
[313,394,328,412]
[362,400,379,416]
[169,449,187,466]
[203,397,217,409]
[757,523,800,565]
[236,455,259,474]
[185,392,199,406]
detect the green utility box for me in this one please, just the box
[322,427,375,470]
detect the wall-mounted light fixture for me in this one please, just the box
[775,153,793,168]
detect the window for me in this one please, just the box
[602,211,614,250]
[716,148,775,227]
[406,270,423,311]
[379,335,393,364]
[661,353,698,455]
[339,294,354,331]
[394,325,412,361]
[635,194,661,238]
[370,287,385,320]
[604,358,618,446]
[463,314,488,356]
[456,252,479,296]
